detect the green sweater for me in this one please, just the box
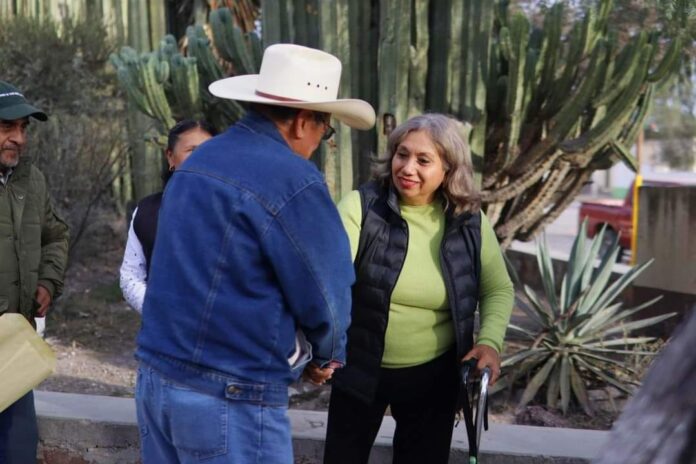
[337,191,513,368]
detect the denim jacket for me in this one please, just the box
[135,111,354,405]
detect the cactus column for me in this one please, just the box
[126,0,168,202]
[376,0,413,156]
[318,0,354,199]
[459,0,494,187]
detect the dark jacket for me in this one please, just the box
[132,191,162,273]
[0,158,69,322]
[333,181,481,403]
[136,111,354,405]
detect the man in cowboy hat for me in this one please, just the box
[134,44,375,463]
[0,81,69,463]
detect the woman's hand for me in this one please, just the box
[302,363,335,386]
[462,344,501,386]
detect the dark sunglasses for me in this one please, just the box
[321,120,335,141]
[321,115,336,140]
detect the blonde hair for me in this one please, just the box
[371,113,480,215]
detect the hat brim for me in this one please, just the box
[0,103,47,121]
[209,75,375,130]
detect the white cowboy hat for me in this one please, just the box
[209,44,375,130]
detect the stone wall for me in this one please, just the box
[635,185,696,296]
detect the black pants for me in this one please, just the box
[324,350,459,464]
[0,391,38,464]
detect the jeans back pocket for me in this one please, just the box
[165,381,228,459]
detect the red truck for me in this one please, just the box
[578,177,693,260]
[579,187,634,259]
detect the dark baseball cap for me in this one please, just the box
[0,81,47,121]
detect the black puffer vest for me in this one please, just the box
[333,181,481,404]
[132,192,163,273]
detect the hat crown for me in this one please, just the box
[0,81,20,93]
[256,44,342,103]
[0,81,47,121]
[0,81,26,105]
[207,43,375,129]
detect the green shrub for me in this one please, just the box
[500,223,675,416]
[0,14,128,255]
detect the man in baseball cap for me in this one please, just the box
[0,81,69,464]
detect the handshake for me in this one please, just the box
[290,329,342,386]
[302,363,338,386]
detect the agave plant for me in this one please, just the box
[501,221,675,416]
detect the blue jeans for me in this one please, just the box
[0,391,38,464]
[135,365,293,463]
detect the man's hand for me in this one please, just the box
[302,363,335,386]
[462,344,501,386]
[35,285,52,317]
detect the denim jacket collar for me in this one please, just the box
[235,110,291,151]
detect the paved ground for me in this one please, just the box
[36,390,610,463]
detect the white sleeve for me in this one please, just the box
[119,208,148,313]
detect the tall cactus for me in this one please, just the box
[110,9,261,138]
[119,0,168,202]
[458,0,495,184]
[348,0,378,184]
[477,0,682,247]
[317,0,355,198]
[375,0,413,158]
[111,0,685,245]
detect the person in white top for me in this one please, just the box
[120,120,215,313]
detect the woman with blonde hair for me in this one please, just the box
[324,113,513,464]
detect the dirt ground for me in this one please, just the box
[35,215,618,430]
[38,216,140,398]
[36,218,340,408]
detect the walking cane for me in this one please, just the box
[457,359,490,464]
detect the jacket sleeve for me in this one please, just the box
[262,181,354,367]
[119,209,147,313]
[477,212,514,353]
[38,187,70,299]
[336,190,362,261]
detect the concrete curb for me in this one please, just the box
[35,390,608,463]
